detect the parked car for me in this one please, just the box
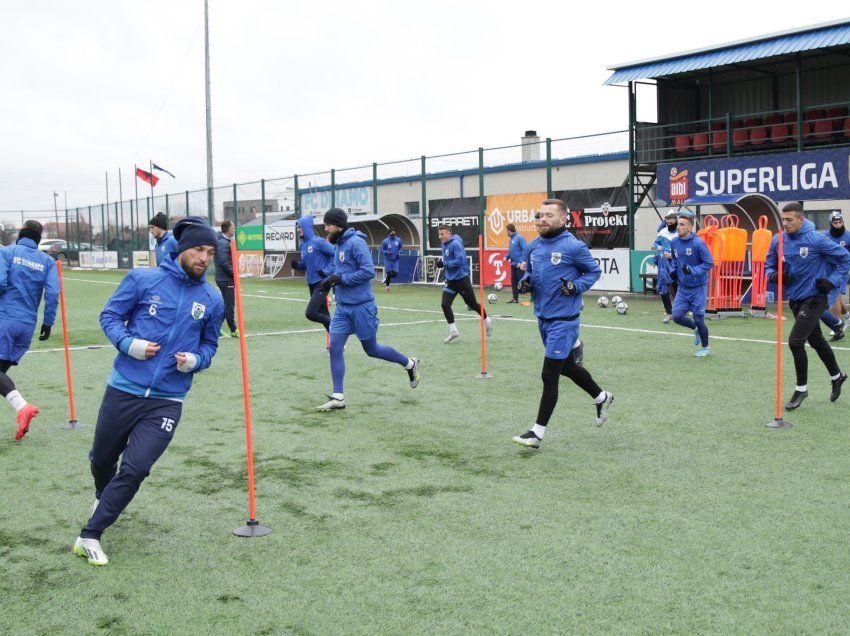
[44,241,79,265]
[38,239,65,253]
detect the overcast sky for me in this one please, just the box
[1,1,848,218]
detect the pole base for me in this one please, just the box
[61,420,85,429]
[765,417,793,428]
[233,519,273,537]
[474,372,493,379]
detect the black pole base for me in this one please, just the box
[61,420,85,430]
[765,417,793,429]
[233,519,273,537]
[474,372,493,379]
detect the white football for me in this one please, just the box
[611,295,623,305]
[598,296,609,308]
[494,282,504,291]
[487,293,498,304]
[616,301,629,315]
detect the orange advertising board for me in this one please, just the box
[485,192,546,249]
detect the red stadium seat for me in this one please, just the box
[813,119,833,140]
[692,132,709,153]
[791,121,812,142]
[804,109,825,122]
[732,128,749,148]
[750,126,768,146]
[784,111,798,123]
[712,129,728,151]
[770,124,789,144]
[743,117,762,128]
[674,134,691,155]
[764,114,783,126]
[826,106,848,120]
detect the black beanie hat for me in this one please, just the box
[149,213,168,230]
[323,207,348,228]
[173,216,218,254]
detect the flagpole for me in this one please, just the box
[205,0,215,222]
[149,160,155,221]
[105,171,110,248]
[134,164,139,249]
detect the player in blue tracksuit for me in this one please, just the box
[149,213,178,266]
[503,223,527,303]
[437,225,491,343]
[512,199,613,449]
[315,208,420,411]
[293,215,335,331]
[653,210,679,323]
[766,203,850,411]
[819,210,850,340]
[73,217,223,566]
[380,228,404,292]
[0,220,59,440]
[669,210,714,357]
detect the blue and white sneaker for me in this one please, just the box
[695,347,711,357]
[73,537,109,566]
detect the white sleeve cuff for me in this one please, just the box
[128,339,150,360]
[176,352,198,373]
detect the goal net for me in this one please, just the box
[260,253,287,279]
[412,255,473,285]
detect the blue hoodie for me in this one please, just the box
[441,234,469,281]
[330,227,375,305]
[521,228,601,320]
[766,218,850,301]
[294,216,335,284]
[670,232,714,289]
[0,237,59,326]
[155,231,178,266]
[505,232,527,264]
[100,255,224,400]
[653,226,678,291]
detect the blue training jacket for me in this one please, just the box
[331,227,375,305]
[294,216,335,285]
[155,231,178,266]
[100,256,224,400]
[521,228,601,320]
[670,233,714,289]
[504,232,527,264]
[824,226,850,251]
[441,234,469,281]
[0,237,59,326]
[766,219,850,301]
[381,235,403,262]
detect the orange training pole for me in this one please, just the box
[474,235,492,379]
[56,260,79,428]
[767,230,791,428]
[230,238,272,536]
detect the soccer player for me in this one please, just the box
[503,223,527,303]
[292,215,335,331]
[73,217,224,566]
[149,212,178,266]
[819,210,850,341]
[214,220,238,338]
[653,210,679,323]
[0,220,58,440]
[512,199,613,449]
[437,224,492,343]
[316,208,420,410]
[668,210,714,357]
[766,202,850,410]
[380,228,403,292]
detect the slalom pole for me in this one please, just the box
[231,239,273,537]
[767,230,791,428]
[474,235,492,379]
[55,260,83,429]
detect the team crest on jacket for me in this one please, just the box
[799,247,809,258]
[191,302,206,320]
[551,252,562,265]
[339,251,345,262]
[685,248,692,256]
[307,246,313,253]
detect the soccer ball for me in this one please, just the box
[616,301,629,315]
[598,296,609,308]
[611,295,623,305]
[494,282,504,291]
[487,293,498,304]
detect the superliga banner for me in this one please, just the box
[657,148,850,204]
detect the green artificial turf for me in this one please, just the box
[1,271,849,634]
